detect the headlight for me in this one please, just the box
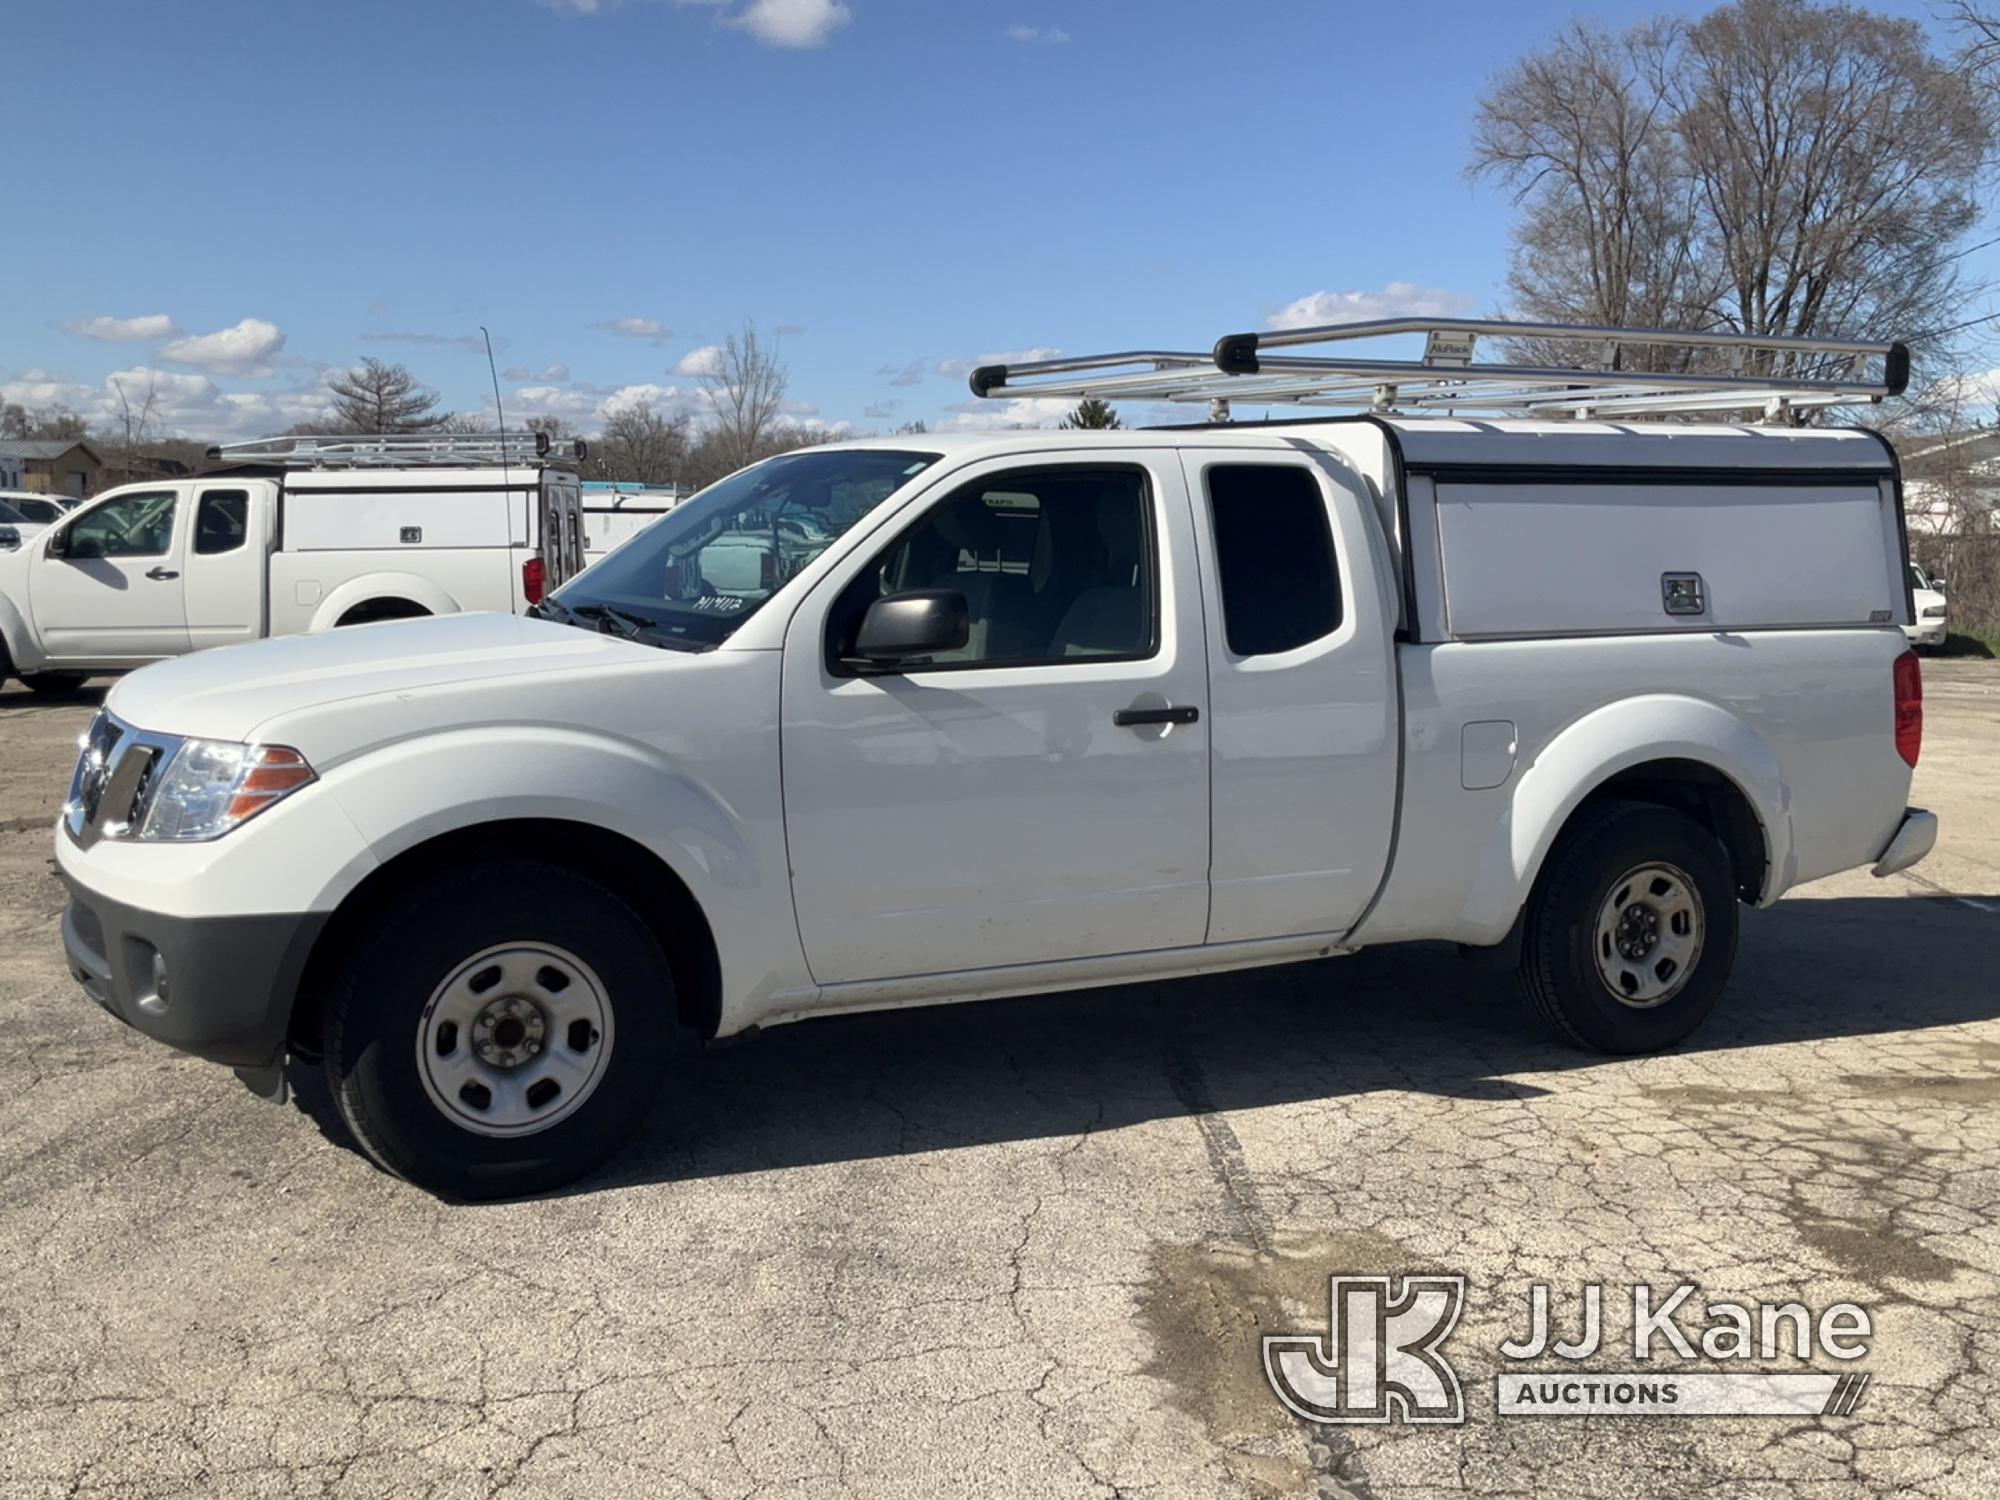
[1923,604,1948,619]
[135,739,316,842]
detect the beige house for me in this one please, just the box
[0,439,104,499]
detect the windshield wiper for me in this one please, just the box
[568,603,660,640]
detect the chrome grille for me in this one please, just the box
[63,712,181,848]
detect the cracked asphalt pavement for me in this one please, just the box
[4,663,1999,1498]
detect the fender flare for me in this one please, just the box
[292,724,800,1033]
[1459,694,1793,941]
[0,588,37,672]
[307,572,463,632]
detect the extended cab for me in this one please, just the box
[0,433,586,692]
[53,319,1939,1198]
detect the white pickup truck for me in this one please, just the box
[0,433,586,692]
[55,319,1938,1198]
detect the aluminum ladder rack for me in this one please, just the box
[207,431,588,468]
[967,318,1910,423]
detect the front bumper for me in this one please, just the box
[1871,807,1938,879]
[1903,620,1948,647]
[61,879,326,1072]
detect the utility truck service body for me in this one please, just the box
[0,433,586,689]
[54,319,1938,1197]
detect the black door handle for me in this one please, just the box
[145,566,179,581]
[1113,705,1200,727]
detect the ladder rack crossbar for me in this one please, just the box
[965,317,1909,422]
[207,432,588,469]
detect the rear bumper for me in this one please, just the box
[1871,807,1938,879]
[60,879,325,1071]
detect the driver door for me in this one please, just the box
[32,488,192,661]
[780,453,1212,985]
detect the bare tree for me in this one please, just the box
[1471,20,1719,367]
[595,405,691,486]
[700,323,788,474]
[1471,0,1994,391]
[1,401,88,441]
[326,357,450,432]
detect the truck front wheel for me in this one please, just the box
[1517,802,1739,1054]
[324,860,681,1198]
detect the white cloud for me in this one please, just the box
[863,400,900,419]
[673,344,724,377]
[935,346,1063,380]
[63,313,181,343]
[722,0,849,48]
[593,316,673,345]
[1265,283,1476,331]
[157,317,288,377]
[1006,24,1069,43]
[877,357,927,388]
[937,395,1077,432]
[505,361,573,383]
[0,369,95,410]
[360,330,489,352]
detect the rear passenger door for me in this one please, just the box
[781,453,1211,984]
[1182,450,1401,943]
[183,482,269,650]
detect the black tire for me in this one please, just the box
[22,672,89,696]
[324,860,682,1198]
[1517,801,1738,1054]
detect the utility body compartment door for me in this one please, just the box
[779,451,1211,985]
[1181,449,1401,943]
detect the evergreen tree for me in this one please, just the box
[1060,397,1123,430]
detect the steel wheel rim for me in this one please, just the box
[1592,861,1704,1009]
[415,942,615,1137]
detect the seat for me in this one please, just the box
[1045,492,1147,658]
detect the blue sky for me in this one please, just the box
[5,0,1980,440]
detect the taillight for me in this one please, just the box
[1894,650,1922,767]
[522,556,547,606]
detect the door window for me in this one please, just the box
[1205,465,1342,656]
[193,490,249,555]
[63,492,178,559]
[834,465,1156,668]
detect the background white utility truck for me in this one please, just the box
[0,432,586,691]
[55,318,1936,1198]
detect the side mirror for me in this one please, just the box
[849,588,969,669]
[44,527,67,559]
[1931,576,1948,594]
[0,527,18,552]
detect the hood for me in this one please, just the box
[1914,586,1946,614]
[108,611,665,741]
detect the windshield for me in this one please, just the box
[0,502,25,525]
[541,447,941,648]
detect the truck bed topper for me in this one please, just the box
[968,316,1908,424]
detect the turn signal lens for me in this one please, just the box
[228,747,316,821]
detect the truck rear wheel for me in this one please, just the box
[323,860,681,1198]
[1517,802,1738,1054]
